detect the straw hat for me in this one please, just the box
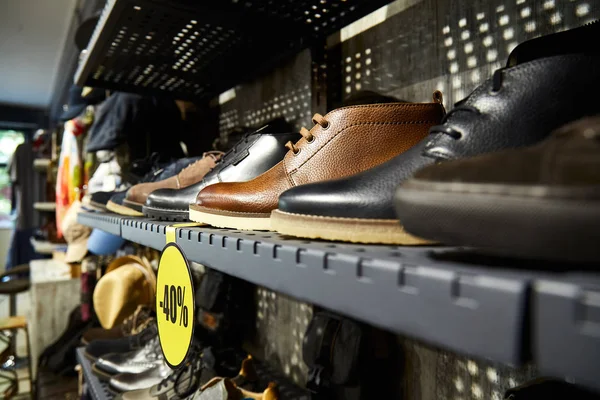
[93,255,156,329]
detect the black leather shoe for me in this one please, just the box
[84,319,156,361]
[395,117,600,263]
[272,26,600,244]
[143,128,299,221]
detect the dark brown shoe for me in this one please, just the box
[189,92,445,230]
[395,116,600,262]
[82,305,152,344]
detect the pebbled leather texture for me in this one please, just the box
[110,361,172,392]
[195,99,445,213]
[144,131,299,216]
[96,335,163,375]
[278,53,600,220]
[424,54,600,161]
[409,116,600,186]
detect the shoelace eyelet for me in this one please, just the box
[321,121,330,130]
[293,148,301,156]
[306,135,315,143]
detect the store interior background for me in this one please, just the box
[0,0,598,399]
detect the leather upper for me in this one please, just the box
[410,116,600,186]
[96,335,163,375]
[110,362,172,392]
[144,131,299,212]
[195,98,445,213]
[127,154,219,205]
[278,53,600,220]
[85,319,156,359]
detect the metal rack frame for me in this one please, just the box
[76,210,600,388]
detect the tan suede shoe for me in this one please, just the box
[124,152,222,213]
[189,92,445,230]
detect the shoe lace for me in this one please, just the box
[429,103,481,139]
[429,69,504,139]
[176,151,224,185]
[121,305,150,335]
[157,347,203,395]
[285,114,328,154]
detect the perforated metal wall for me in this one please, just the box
[212,0,599,397]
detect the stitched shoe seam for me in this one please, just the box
[275,210,398,223]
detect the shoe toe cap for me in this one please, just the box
[96,354,122,374]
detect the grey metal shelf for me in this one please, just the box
[122,218,173,250]
[534,276,600,391]
[78,211,123,236]
[76,347,114,400]
[75,211,600,384]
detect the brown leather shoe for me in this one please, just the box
[123,152,222,212]
[189,92,445,230]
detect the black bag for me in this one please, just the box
[303,311,399,400]
[38,306,95,376]
[303,311,363,394]
[195,268,255,346]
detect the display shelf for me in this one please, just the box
[121,218,173,250]
[76,348,113,400]
[75,0,393,101]
[77,211,123,236]
[33,202,56,211]
[77,211,544,365]
[176,227,534,365]
[30,238,67,254]
[534,276,600,392]
[76,346,307,400]
[33,158,51,171]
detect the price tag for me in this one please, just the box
[156,224,198,369]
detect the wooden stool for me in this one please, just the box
[0,316,33,399]
[0,265,32,398]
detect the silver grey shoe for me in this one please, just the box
[117,350,204,400]
[110,361,172,392]
[96,334,163,375]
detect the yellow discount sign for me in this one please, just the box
[156,242,195,369]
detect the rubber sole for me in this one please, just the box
[271,209,431,245]
[92,363,115,381]
[107,200,144,217]
[88,200,108,212]
[83,350,97,362]
[143,205,190,221]
[123,199,144,213]
[395,179,600,263]
[189,205,271,230]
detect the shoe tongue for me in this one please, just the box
[506,20,599,67]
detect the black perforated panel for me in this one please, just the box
[75,0,394,100]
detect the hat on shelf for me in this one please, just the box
[87,229,126,255]
[93,255,156,329]
[59,84,106,122]
[60,201,92,263]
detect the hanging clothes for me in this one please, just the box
[5,141,47,269]
[56,117,92,238]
